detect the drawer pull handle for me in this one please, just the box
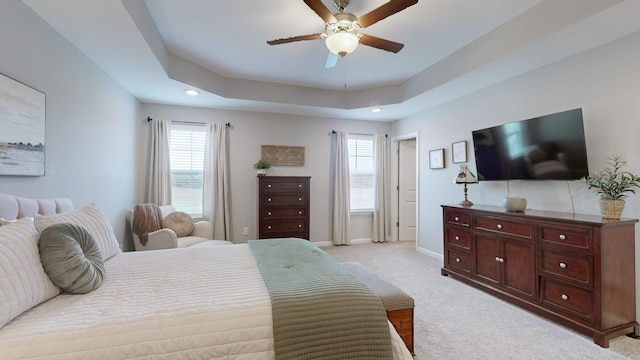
[298,197,302,201]
[299,211,303,215]
[455,258,461,263]
[298,224,302,228]
[495,257,504,263]
[454,216,459,221]
[455,236,460,241]
[561,294,568,301]
[267,212,272,216]
[267,198,272,202]
[267,184,271,188]
[559,262,567,269]
[495,257,501,262]
[497,224,503,230]
[559,234,566,240]
[267,226,272,229]
[298,184,302,188]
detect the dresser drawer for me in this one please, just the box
[262,194,307,205]
[446,249,471,274]
[261,207,306,218]
[261,221,306,233]
[445,210,470,227]
[446,227,471,250]
[541,279,593,322]
[474,216,533,239]
[261,180,308,192]
[539,224,592,253]
[540,250,592,287]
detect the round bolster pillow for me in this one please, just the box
[39,222,105,294]
[163,211,194,237]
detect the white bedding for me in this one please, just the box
[0,244,412,359]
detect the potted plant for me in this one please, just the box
[254,159,271,176]
[582,155,640,219]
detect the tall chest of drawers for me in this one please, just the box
[441,204,638,347]
[258,176,310,240]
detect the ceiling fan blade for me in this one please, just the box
[267,33,323,45]
[324,52,339,68]
[358,0,418,28]
[360,34,405,53]
[304,0,337,23]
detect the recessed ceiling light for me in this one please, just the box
[185,89,199,96]
[372,107,382,113]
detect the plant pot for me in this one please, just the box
[599,199,625,219]
[257,169,267,176]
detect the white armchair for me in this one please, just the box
[127,205,231,251]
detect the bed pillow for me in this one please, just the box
[0,217,16,226]
[163,211,194,237]
[34,203,121,261]
[39,223,105,294]
[0,218,60,329]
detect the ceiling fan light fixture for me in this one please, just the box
[325,32,359,56]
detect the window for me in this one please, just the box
[348,134,374,211]
[169,124,205,217]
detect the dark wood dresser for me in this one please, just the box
[441,204,638,347]
[258,176,310,240]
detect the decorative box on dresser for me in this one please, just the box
[258,176,310,240]
[441,204,639,347]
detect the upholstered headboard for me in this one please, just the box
[0,193,73,220]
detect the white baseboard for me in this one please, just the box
[416,246,444,261]
[315,238,372,248]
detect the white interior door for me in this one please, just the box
[398,139,417,241]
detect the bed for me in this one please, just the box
[0,195,413,359]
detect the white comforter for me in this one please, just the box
[0,244,412,359]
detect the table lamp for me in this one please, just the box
[454,165,478,207]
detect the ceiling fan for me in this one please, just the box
[267,0,418,68]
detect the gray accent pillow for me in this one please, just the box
[38,223,105,294]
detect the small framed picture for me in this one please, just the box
[452,141,467,164]
[429,148,445,169]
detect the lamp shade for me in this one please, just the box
[455,165,478,184]
[325,32,359,56]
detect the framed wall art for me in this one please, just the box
[452,140,467,164]
[429,148,445,169]
[261,145,305,166]
[0,73,45,176]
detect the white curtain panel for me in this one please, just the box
[332,131,351,245]
[147,118,172,205]
[203,122,230,241]
[372,134,390,243]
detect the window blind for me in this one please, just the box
[169,124,205,217]
[348,134,374,211]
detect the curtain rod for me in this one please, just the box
[147,117,230,127]
[331,130,387,138]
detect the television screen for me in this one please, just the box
[471,108,589,181]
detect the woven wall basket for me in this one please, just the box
[599,199,625,219]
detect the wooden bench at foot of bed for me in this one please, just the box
[342,261,415,356]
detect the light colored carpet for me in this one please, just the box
[321,241,640,360]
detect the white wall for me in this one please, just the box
[0,0,140,249]
[393,30,640,310]
[140,103,391,244]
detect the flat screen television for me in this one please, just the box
[471,108,589,181]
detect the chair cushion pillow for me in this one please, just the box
[38,223,105,294]
[0,218,60,329]
[34,203,121,260]
[163,211,194,237]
